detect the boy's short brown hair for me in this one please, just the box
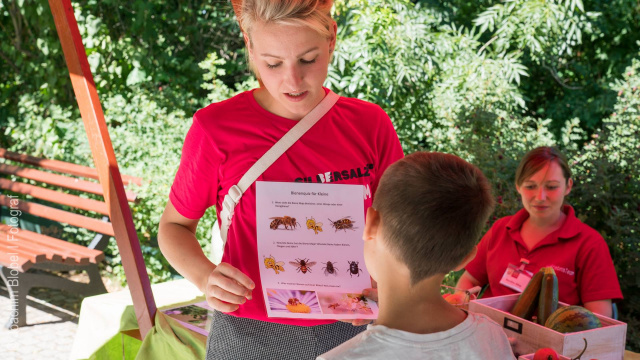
[372,152,495,285]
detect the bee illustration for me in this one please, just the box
[306,217,323,235]
[322,261,338,276]
[270,216,300,230]
[286,298,311,313]
[290,258,316,274]
[328,216,356,232]
[347,260,363,277]
[328,303,340,309]
[288,298,302,306]
[348,293,367,303]
[263,255,285,274]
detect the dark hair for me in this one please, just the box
[372,152,495,285]
[515,147,571,186]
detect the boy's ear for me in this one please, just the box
[453,246,478,271]
[363,207,380,242]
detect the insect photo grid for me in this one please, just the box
[269,215,358,233]
[263,255,364,278]
[264,214,361,279]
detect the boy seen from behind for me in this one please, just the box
[319,152,515,360]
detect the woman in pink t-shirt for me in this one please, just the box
[158,1,404,359]
[456,146,622,317]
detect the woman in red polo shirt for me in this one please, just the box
[456,146,622,317]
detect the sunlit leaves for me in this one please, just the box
[473,0,592,62]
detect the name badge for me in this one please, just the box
[499,263,533,293]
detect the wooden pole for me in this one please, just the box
[46,0,156,338]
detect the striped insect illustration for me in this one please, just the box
[270,216,300,230]
[290,258,316,274]
[328,216,356,232]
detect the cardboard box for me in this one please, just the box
[469,294,626,360]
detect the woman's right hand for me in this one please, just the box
[204,262,256,312]
[159,202,255,312]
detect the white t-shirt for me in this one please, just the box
[317,312,515,360]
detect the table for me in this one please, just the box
[70,280,640,359]
[70,279,206,360]
[627,350,640,360]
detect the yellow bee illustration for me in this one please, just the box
[306,217,323,235]
[263,255,285,274]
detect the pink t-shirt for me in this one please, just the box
[170,88,404,326]
[465,205,623,305]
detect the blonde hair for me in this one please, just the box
[239,0,335,78]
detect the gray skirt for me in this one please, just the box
[206,311,366,360]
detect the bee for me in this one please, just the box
[270,216,300,230]
[306,217,323,235]
[348,293,366,303]
[263,255,285,274]
[347,260,363,277]
[289,258,316,274]
[288,298,302,306]
[328,303,340,309]
[328,216,356,232]
[322,261,338,276]
[286,298,311,313]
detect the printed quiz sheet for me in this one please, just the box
[256,181,378,320]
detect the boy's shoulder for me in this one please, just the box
[317,313,514,360]
[467,311,507,333]
[316,325,389,360]
[452,312,514,359]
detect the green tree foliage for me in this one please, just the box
[430,0,640,132]
[1,0,639,350]
[1,0,248,155]
[330,0,535,153]
[0,1,253,282]
[569,60,640,348]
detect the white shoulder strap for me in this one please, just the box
[218,90,340,243]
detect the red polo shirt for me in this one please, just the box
[465,205,622,305]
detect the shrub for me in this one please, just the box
[569,57,640,349]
